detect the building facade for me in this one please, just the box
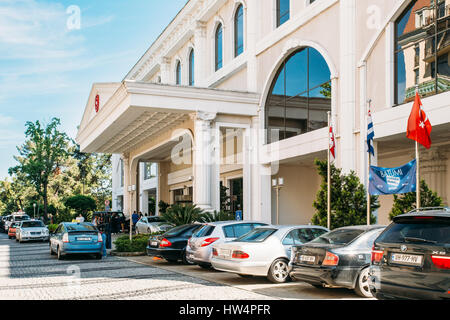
[77,0,450,225]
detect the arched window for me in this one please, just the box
[276,0,290,27]
[265,47,332,143]
[394,0,449,105]
[234,4,244,57]
[189,49,195,86]
[175,60,181,85]
[215,23,223,71]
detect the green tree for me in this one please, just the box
[389,180,443,221]
[64,195,97,220]
[9,118,70,217]
[312,159,379,229]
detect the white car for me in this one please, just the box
[211,225,329,283]
[186,221,268,269]
[135,216,174,234]
[5,214,30,232]
[16,220,49,243]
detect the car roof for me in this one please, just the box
[333,225,386,231]
[395,207,450,220]
[255,225,328,231]
[203,220,267,227]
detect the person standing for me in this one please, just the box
[132,211,139,233]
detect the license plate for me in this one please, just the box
[299,255,316,263]
[218,249,231,258]
[151,241,158,247]
[390,253,423,266]
[77,237,91,241]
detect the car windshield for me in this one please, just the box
[14,216,30,221]
[235,228,276,242]
[376,218,450,244]
[65,223,97,232]
[21,221,44,228]
[311,228,365,245]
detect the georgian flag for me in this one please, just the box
[329,123,336,162]
[407,92,432,149]
[367,109,375,157]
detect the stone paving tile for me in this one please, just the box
[0,234,274,300]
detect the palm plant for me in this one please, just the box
[161,204,204,226]
[199,210,236,223]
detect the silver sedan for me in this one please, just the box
[210,225,329,283]
[135,216,174,234]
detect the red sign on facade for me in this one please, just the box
[95,94,100,113]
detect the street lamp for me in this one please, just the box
[33,203,36,219]
[272,177,284,225]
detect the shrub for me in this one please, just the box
[114,234,151,253]
[312,159,379,229]
[389,180,443,221]
[47,224,59,233]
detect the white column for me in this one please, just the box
[192,112,217,211]
[194,21,207,87]
[160,57,172,84]
[339,0,357,173]
[122,156,131,218]
[246,0,258,92]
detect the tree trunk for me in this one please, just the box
[43,183,48,217]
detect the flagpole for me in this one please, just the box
[367,100,372,226]
[415,85,421,210]
[327,111,331,230]
[416,141,420,209]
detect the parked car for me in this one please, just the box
[15,220,49,243]
[369,208,450,300]
[211,225,329,283]
[0,216,8,233]
[3,215,12,232]
[136,216,174,234]
[5,214,30,232]
[92,211,130,233]
[147,224,204,264]
[186,221,269,269]
[49,222,103,260]
[8,222,19,239]
[289,225,385,298]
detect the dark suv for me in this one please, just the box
[369,208,450,300]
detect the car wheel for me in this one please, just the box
[198,263,211,269]
[136,227,139,235]
[57,246,64,260]
[165,258,178,263]
[15,237,18,242]
[147,228,151,234]
[8,236,11,239]
[50,244,55,256]
[354,267,373,298]
[267,258,290,284]
[181,250,194,265]
[96,253,102,260]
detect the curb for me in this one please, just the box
[110,251,146,257]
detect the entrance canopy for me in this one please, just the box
[76,81,260,154]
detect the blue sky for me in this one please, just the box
[0,0,188,179]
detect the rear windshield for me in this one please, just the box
[311,228,365,245]
[21,221,45,228]
[65,223,97,232]
[164,224,200,237]
[235,228,276,242]
[376,218,450,244]
[194,225,216,238]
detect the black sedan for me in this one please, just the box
[369,208,450,300]
[289,225,385,298]
[147,223,204,264]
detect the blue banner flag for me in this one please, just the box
[369,160,417,195]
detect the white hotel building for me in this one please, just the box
[76,0,450,226]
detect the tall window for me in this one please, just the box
[215,23,223,71]
[265,47,332,143]
[394,0,449,105]
[119,159,124,187]
[144,163,157,180]
[277,0,290,27]
[175,60,181,85]
[234,4,244,57]
[189,49,195,86]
